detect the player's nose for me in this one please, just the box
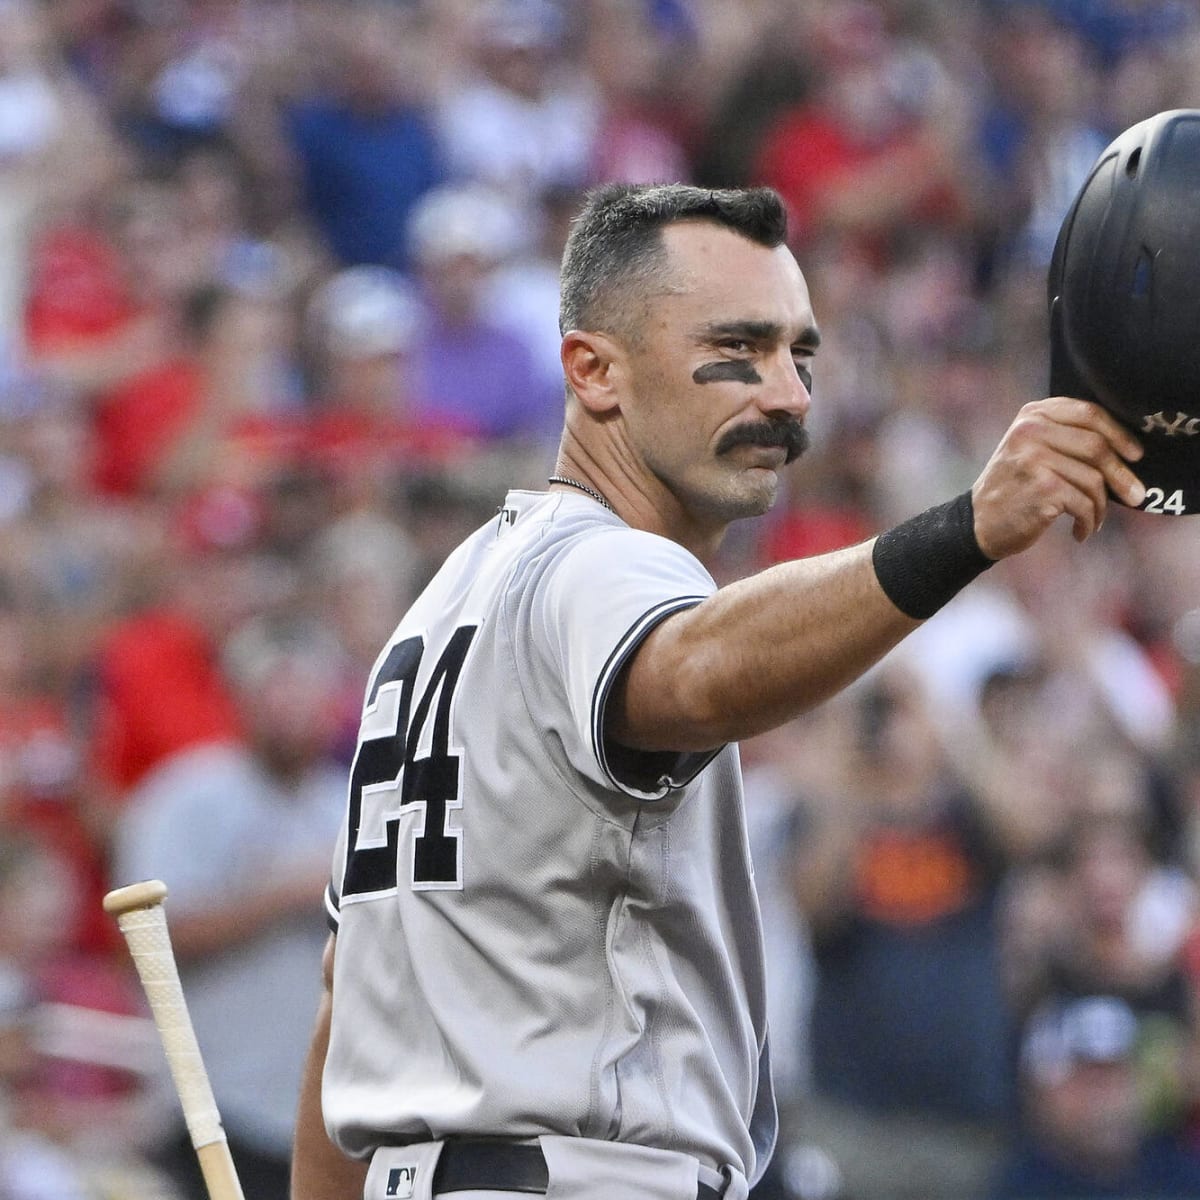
[756,348,811,420]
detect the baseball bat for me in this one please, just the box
[103,879,246,1200]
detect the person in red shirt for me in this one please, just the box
[753,1,969,262]
[89,606,241,797]
[106,279,303,501]
[23,221,134,353]
[23,180,200,497]
[86,487,280,803]
[25,178,297,501]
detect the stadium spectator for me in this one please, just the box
[988,993,1200,1198]
[84,486,287,809]
[483,182,582,410]
[0,388,169,955]
[581,0,694,186]
[23,175,222,498]
[1002,800,1200,1142]
[282,3,446,270]
[753,1,972,265]
[150,278,305,502]
[111,614,350,1200]
[0,833,156,1199]
[435,0,598,209]
[302,263,473,502]
[1043,0,1199,73]
[405,183,558,447]
[975,7,1111,277]
[789,665,1016,1200]
[0,0,120,357]
[689,4,817,191]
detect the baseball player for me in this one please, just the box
[291,183,1145,1200]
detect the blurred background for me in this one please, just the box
[2,1,1200,1198]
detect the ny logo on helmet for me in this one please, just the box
[1141,411,1200,437]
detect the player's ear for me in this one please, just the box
[561,330,625,414]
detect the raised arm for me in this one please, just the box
[610,397,1145,752]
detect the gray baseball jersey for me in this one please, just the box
[323,490,776,1185]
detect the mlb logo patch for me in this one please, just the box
[386,1165,417,1198]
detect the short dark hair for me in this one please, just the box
[558,183,788,339]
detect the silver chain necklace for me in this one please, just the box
[547,475,614,512]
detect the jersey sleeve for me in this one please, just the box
[521,526,721,801]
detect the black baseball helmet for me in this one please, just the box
[1048,108,1200,515]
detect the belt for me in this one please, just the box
[432,1140,723,1200]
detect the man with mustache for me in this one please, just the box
[292,183,1145,1200]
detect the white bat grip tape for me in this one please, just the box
[116,905,227,1149]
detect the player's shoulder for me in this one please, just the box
[400,490,711,633]
[496,491,714,599]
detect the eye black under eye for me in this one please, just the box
[693,360,761,385]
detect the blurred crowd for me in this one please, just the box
[3,0,1200,1198]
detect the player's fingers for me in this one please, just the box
[1101,455,1147,509]
[1043,425,1146,509]
[1037,396,1144,462]
[1042,455,1108,541]
[1009,406,1146,508]
[1017,408,1125,464]
[975,400,1149,557]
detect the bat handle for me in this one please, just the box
[104,880,246,1200]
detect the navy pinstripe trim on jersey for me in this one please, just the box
[325,879,340,933]
[591,595,721,800]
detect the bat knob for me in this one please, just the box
[103,879,169,916]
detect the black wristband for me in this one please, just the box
[872,491,995,620]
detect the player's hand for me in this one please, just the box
[970,397,1145,559]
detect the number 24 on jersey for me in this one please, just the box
[342,626,477,896]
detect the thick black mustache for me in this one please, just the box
[715,419,809,464]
